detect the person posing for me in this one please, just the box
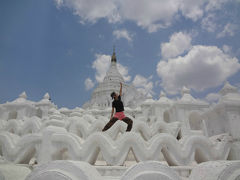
[102,82,133,132]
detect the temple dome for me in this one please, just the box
[83,49,144,109]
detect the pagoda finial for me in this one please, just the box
[111,45,117,63]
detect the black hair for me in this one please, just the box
[111,92,116,99]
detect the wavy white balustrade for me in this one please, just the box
[2,115,181,142]
[68,118,181,140]
[68,119,105,139]
[42,119,66,128]
[0,132,41,163]
[4,117,41,135]
[0,127,232,166]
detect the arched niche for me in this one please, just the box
[189,111,203,130]
[36,108,43,118]
[163,111,170,123]
[8,111,17,120]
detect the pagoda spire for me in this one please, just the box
[111,45,117,63]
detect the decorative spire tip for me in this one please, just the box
[111,45,117,63]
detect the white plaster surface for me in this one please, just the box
[0,63,240,179]
[189,161,240,180]
[0,164,31,180]
[121,161,181,180]
[25,160,102,180]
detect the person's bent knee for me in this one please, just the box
[126,117,133,124]
[129,119,133,124]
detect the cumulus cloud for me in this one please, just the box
[118,0,179,32]
[84,78,95,90]
[205,0,229,12]
[179,0,206,21]
[55,0,230,32]
[132,75,154,96]
[113,29,133,42]
[161,32,192,59]
[180,0,228,21]
[157,45,240,94]
[217,23,237,38]
[54,0,120,23]
[117,63,131,82]
[92,54,131,83]
[201,14,217,32]
[54,0,178,32]
[222,45,232,54]
[92,54,111,82]
[234,83,240,93]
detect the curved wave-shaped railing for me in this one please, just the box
[0,128,232,166]
[2,116,181,142]
[0,132,41,163]
[68,119,181,140]
[68,119,105,139]
[4,118,41,135]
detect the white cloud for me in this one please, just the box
[161,32,192,59]
[179,0,206,21]
[205,93,221,103]
[205,0,229,12]
[92,54,131,83]
[201,13,217,32]
[234,83,240,93]
[132,75,154,96]
[55,0,230,32]
[84,78,95,90]
[222,45,232,54]
[180,0,228,21]
[54,0,63,8]
[113,29,133,42]
[157,45,240,94]
[118,0,180,32]
[117,64,131,82]
[217,23,237,38]
[54,0,120,23]
[92,54,111,83]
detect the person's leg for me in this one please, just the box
[122,117,133,132]
[102,117,118,131]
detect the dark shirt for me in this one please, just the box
[112,95,124,112]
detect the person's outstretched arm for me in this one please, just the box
[119,82,122,96]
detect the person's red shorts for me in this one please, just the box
[114,111,126,120]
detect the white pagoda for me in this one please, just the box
[83,49,144,109]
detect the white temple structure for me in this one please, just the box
[83,49,144,109]
[1,67,240,179]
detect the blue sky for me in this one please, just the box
[0,0,240,108]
